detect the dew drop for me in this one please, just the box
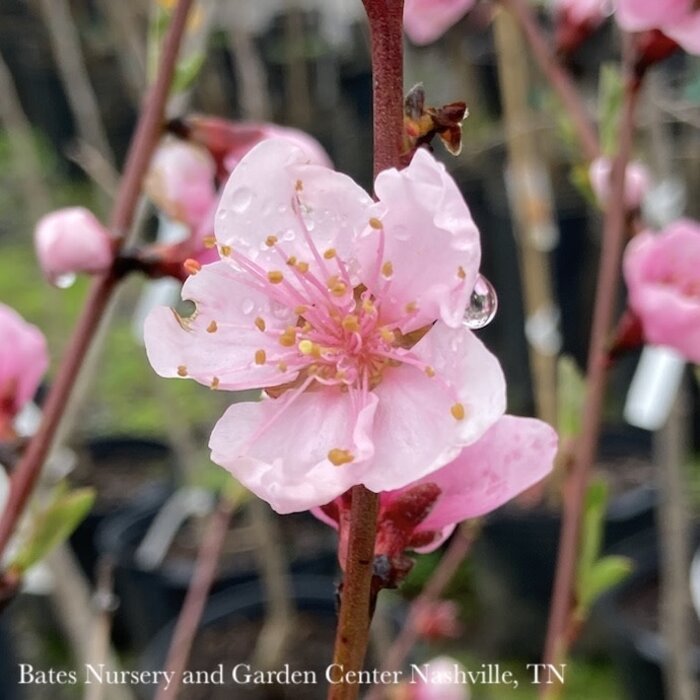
[282,229,296,242]
[241,298,255,315]
[229,187,253,213]
[463,274,498,329]
[394,225,410,241]
[54,273,76,289]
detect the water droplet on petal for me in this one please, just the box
[229,187,253,213]
[241,298,255,315]
[393,225,410,241]
[463,274,497,329]
[54,273,76,289]
[282,229,296,242]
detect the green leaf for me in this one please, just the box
[598,64,624,157]
[9,484,95,574]
[578,480,608,580]
[577,555,633,616]
[171,53,206,95]
[557,355,586,439]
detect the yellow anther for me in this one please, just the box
[296,261,309,273]
[451,402,466,421]
[254,317,266,332]
[425,366,436,378]
[277,362,288,372]
[267,270,284,284]
[202,235,217,249]
[279,327,297,347]
[265,235,278,247]
[177,365,188,377]
[220,245,232,257]
[206,320,218,333]
[379,327,395,343]
[369,217,383,229]
[381,261,394,278]
[286,256,297,266]
[328,277,347,297]
[362,298,376,314]
[295,179,304,192]
[328,448,354,466]
[301,322,312,333]
[323,248,337,260]
[210,376,220,389]
[184,259,201,275]
[405,301,418,314]
[255,349,267,365]
[342,315,360,332]
[294,305,308,315]
[298,339,315,355]
[457,266,466,280]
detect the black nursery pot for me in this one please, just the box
[95,504,338,653]
[69,436,176,582]
[596,530,700,700]
[138,575,342,700]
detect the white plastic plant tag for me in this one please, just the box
[624,345,685,430]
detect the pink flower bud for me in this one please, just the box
[0,303,48,438]
[624,218,700,363]
[403,0,476,45]
[146,139,217,228]
[589,156,650,210]
[34,207,113,286]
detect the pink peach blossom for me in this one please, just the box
[589,156,650,210]
[146,139,218,230]
[315,415,558,554]
[403,0,476,45]
[412,657,471,700]
[615,0,700,54]
[145,139,507,513]
[0,304,48,438]
[34,207,113,286]
[554,0,608,26]
[624,219,700,363]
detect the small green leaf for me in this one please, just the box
[598,64,624,157]
[171,53,206,95]
[577,555,633,617]
[9,484,95,574]
[557,355,586,440]
[578,479,608,580]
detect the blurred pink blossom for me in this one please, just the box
[144,139,514,513]
[589,156,651,210]
[0,304,48,439]
[616,0,700,54]
[553,0,608,53]
[403,0,476,45]
[34,207,113,286]
[624,219,700,363]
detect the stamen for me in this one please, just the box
[342,315,360,332]
[220,244,232,257]
[381,261,394,279]
[267,270,284,284]
[254,317,266,332]
[451,403,466,420]
[405,301,418,314]
[210,377,220,389]
[286,256,297,266]
[184,259,201,275]
[203,235,216,249]
[177,365,188,377]
[328,448,354,466]
[279,327,298,347]
[255,349,267,365]
[206,320,218,333]
[265,235,278,247]
[457,266,466,279]
[296,261,309,274]
[369,217,383,229]
[425,366,436,378]
[323,248,337,260]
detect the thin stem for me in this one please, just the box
[0,0,194,563]
[542,37,641,673]
[362,0,405,177]
[155,498,234,700]
[365,522,479,700]
[328,486,380,700]
[499,0,600,161]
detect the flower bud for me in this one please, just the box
[589,156,650,210]
[34,207,113,286]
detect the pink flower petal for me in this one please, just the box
[209,390,378,513]
[144,261,301,390]
[357,149,481,332]
[215,139,373,279]
[0,304,48,418]
[403,0,476,45]
[410,415,558,534]
[589,156,650,210]
[624,220,700,363]
[362,323,506,493]
[664,11,700,54]
[615,0,691,31]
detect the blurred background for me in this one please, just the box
[1,0,700,698]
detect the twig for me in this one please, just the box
[499,0,600,161]
[0,0,195,563]
[365,522,479,700]
[542,35,641,673]
[154,498,234,700]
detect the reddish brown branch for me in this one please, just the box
[500,0,600,161]
[155,499,234,700]
[0,0,194,562]
[542,38,641,672]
